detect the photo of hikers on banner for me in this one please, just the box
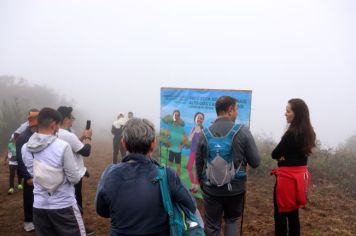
[159,88,253,197]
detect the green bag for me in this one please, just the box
[155,166,205,236]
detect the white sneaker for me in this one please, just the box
[24,222,35,232]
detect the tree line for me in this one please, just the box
[0,75,73,149]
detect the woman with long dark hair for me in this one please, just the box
[271,98,316,236]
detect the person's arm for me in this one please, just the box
[240,126,261,168]
[62,145,83,184]
[16,136,32,181]
[195,135,207,188]
[65,132,92,157]
[111,125,115,135]
[77,144,91,157]
[189,127,195,141]
[21,144,33,178]
[95,165,114,218]
[167,168,196,213]
[271,132,290,160]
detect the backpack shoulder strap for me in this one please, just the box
[202,127,213,140]
[154,166,174,220]
[226,123,242,142]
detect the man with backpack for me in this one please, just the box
[196,96,261,236]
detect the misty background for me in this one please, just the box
[0,0,355,148]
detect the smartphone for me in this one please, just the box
[85,120,91,130]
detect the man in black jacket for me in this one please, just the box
[196,96,261,236]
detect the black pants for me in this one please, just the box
[274,186,300,236]
[113,138,120,164]
[23,180,34,222]
[33,205,85,236]
[203,193,244,236]
[113,138,126,164]
[9,165,22,188]
[75,178,83,214]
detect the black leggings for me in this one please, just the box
[9,165,22,188]
[274,186,300,236]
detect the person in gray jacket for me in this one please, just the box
[22,108,86,236]
[196,96,261,236]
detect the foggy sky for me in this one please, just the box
[0,0,355,147]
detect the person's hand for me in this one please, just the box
[278,156,285,162]
[81,129,92,144]
[26,178,33,186]
[82,129,92,139]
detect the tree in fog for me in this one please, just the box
[0,76,73,149]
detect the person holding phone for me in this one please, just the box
[57,106,94,235]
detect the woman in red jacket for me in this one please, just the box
[271,98,316,236]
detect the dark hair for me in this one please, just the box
[172,110,180,115]
[215,96,237,115]
[287,98,316,155]
[38,108,62,129]
[194,112,204,122]
[57,106,73,124]
[28,108,39,114]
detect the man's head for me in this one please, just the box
[57,106,75,128]
[215,96,238,122]
[28,111,39,128]
[38,108,62,134]
[172,110,181,123]
[122,118,155,155]
[128,112,134,119]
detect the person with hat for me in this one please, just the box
[16,109,39,232]
[57,106,94,235]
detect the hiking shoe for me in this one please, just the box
[8,188,14,194]
[17,184,23,190]
[85,226,95,235]
[24,222,35,232]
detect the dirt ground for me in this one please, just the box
[0,141,355,236]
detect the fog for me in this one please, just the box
[0,0,355,147]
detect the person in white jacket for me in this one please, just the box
[22,107,86,236]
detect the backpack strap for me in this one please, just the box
[227,123,241,142]
[154,166,175,226]
[203,123,241,140]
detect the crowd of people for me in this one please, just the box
[2,96,315,236]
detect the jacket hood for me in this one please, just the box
[27,133,57,153]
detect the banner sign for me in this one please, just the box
[159,87,252,197]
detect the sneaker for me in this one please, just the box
[8,188,14,194]
[85,226,95,235]
[24,222,35,232]
[17,184,23,190]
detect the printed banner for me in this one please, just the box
[159,87,252,198]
